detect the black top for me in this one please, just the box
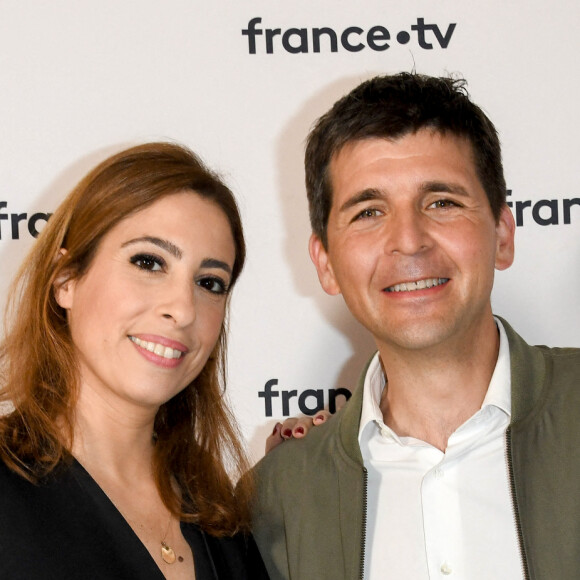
[0,459,269,579]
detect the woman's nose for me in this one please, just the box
[159,282,196,326]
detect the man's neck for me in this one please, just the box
[376,317,500,452]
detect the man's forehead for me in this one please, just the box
[328,130,479,193]
[331,129,475,163]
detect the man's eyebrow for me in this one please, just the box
[338,182,471,214]
[201,258,232,275]
[122,236,182,259]
[420,181,470,197]
[338,188,384,213]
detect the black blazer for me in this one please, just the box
[0,459,269,579]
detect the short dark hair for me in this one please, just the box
[305,72,506,246]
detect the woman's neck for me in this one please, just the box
[71,384,158,481]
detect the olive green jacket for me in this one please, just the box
[252,319,580,580]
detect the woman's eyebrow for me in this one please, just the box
[122,236,182,259]
[122,237,232,274]
[201,258,232,274]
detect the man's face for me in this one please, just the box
[309,130,515,354]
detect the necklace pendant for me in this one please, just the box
[161,541,176,564]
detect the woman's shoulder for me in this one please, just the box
[0,457,81,528]
[0,456,40,504]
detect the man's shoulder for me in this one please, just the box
[254,370,369,478]
[500,316,580,368]
[535,343,580,385]
[252,400,367,580]
[502,318,580,422]
[254,411,345,480]
[508,323,580,370]
[532,343,580,395]
[535,344,580,359]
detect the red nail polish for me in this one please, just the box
[295,427,304,435]
[282,429,292,438]
[272,424,279,436]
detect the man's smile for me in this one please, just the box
[385,277,449,293]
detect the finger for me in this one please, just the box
[290,416,315,438]
[265,422,284,454]
[313,410,331,425]
[290,411,332,438]
[280,418,299,439]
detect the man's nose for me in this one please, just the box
[385,209,432,256]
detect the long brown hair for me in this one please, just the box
[0,142,252,535]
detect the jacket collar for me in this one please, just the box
[498,316,546,425]
[336,316,544,462]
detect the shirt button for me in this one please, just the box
[440,562,453,575]
[434,468,444,479]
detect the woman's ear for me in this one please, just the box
[53,249,75,310]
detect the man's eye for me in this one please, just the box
[130,254,164,271]
[429,199,458,209]
[354,208,381,220]
[197,276,228,295]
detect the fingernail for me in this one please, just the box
[294,427,304,435]
[314,415,324,423]
[272,423,281,436]
[282,429,292,438]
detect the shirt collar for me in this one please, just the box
[481,317,511,416]
[358,317,512,442]
[358,351,385,438]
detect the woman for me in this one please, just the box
[0,142,269,579]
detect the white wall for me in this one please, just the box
[1,1,578,461]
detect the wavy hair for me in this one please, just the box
[0,142,252,535]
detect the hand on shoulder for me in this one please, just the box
[265,411,332,454]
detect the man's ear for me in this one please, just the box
[308,234,341,296]
[53,249,75,310]
[495,205,516,271]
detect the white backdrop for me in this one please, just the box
[1,1,579,461]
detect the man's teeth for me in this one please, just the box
[129,337,183,359]
[387,278,449,293]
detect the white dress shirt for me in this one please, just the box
[358,320,524,579]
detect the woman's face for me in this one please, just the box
[56,191,236,413]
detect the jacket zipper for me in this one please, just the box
[505,428,531,580]
[360,467,368,580]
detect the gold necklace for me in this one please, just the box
[161,541,177,564]
[160,516,183,564]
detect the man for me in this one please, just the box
[252,73,580,579]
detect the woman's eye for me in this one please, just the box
[197,276,228,295]
[130,254,164,271]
